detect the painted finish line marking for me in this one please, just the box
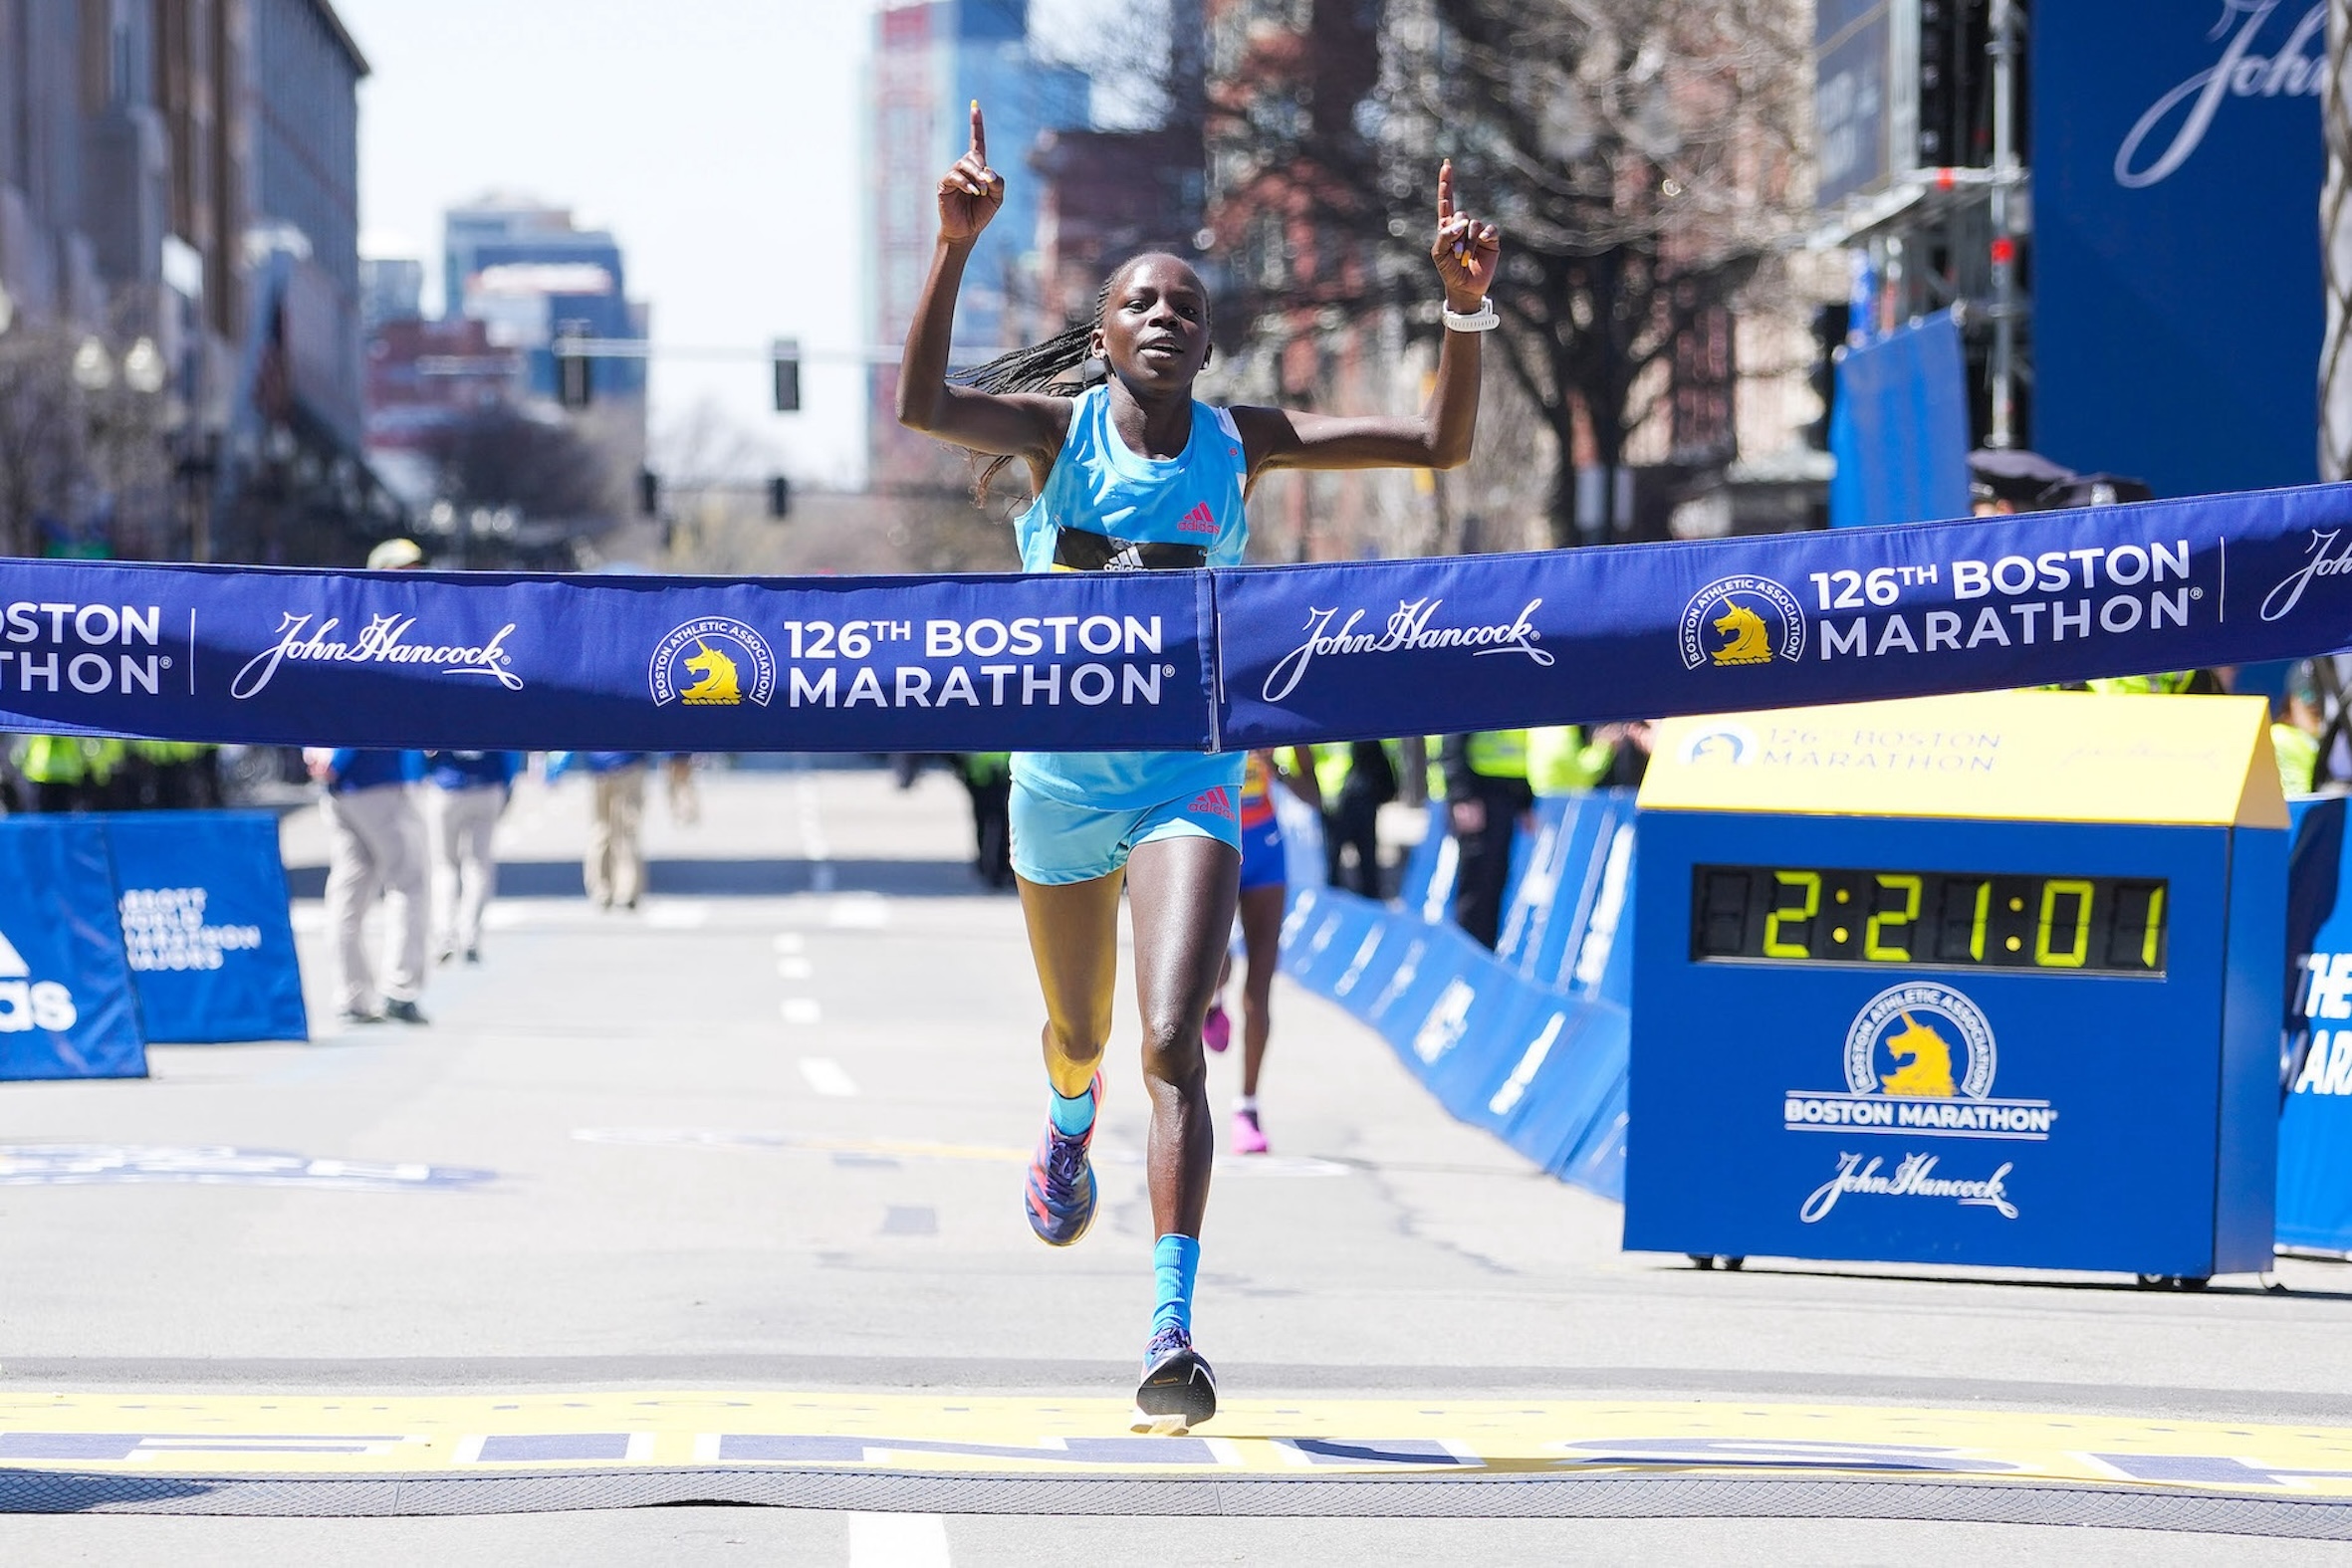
[571,1128,1350,1179]
[0,1146,493,1191]
[0,1395,2347,1497]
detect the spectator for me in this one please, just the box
[582,752,650,911]
[664,754,702,825]
[959,752,1014,889]
[1316,741,1395,897]
[423,750,519,965]
[306,747,429,1025]
[1441,729,1533,949]
[10,735,124,812]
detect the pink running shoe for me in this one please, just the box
[1202,1004,1231,1054]
[1231,1106,1269,1155]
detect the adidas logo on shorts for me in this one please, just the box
[1187,787,1236,820]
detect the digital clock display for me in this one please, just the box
[1691,865,2169,976]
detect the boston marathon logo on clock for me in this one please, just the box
[1678,575,1805,670]
[1783,981,2058,1141]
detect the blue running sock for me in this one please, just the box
[1050,1083,1096,1137]
[1152,1233,1201,1338]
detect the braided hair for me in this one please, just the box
[948,254,1210,506]
[949,275,1112,506]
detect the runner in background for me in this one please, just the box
[1204,746,1318,1154]
[896,102,1498,1433]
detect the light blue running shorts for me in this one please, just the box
[1010,778,1245,886]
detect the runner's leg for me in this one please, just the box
[1124,833,1239,1239]
[1016,870,1124,1096]
[1236,882,1285,1100]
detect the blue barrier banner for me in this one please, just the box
[1827,311,1973,528]
[0,820,144,1079]
[101,812,308,1044]
[0,562,1215,753]
[2281,795,2352,1251]
[2034,0,2321,499]
[1218,483,2352,745]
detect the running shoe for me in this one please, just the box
[1024,1073,1101,1246]
[1131,1324,1218,1434]
[1231,1106,1269,1155]
[1202,1003,1231,1054]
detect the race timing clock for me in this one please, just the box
[1625,690,2284,1285]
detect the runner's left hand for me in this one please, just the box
[1430,160,1501,310]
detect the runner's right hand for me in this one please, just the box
[938,101,1005,244]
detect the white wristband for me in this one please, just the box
[1442,300,1499,333]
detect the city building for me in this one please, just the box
[867,0,1088,493]
[444,194,648,419]
[359,252,424,330]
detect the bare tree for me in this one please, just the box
[422,404,614,521]
[0,324,85,558]
[1183,0,1813,547]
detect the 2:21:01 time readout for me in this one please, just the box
[1690,865,2169,976]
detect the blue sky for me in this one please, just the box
[339,0,1145,494]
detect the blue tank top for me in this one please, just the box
[1012,384,1249,810]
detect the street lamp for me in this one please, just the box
[70,336,115,391]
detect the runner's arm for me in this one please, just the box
[894,102,1064,465]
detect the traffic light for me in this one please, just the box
[556,330,593,410]
[638,467,659,518]
[1914,0,1989,170]
[768,475,793,520]
[772,338,801,413]
[1803,304,1850,451]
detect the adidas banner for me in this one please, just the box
[4,481,2352,751]
[0,820,145,1079]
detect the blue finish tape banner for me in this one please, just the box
[0,820,145,1079]
[1220,482,2352,746]
[0,563,1215,753]
[7,481,2352,751]
[101,812,308,1045]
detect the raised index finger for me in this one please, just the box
[1437,158,1455,226]
[970,100,987,162]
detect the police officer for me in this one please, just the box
[960,751,1014,889]
[11,734,125,813]
[1441,729,1532,949]
[1316,741,1395,897]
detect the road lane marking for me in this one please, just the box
[800,1058,858,1098]
[777,958,814,981]
[646,902,709,929]
[828,893,889,928]
[848,1512,951,1567]
[567,1129,1348,1176]
[773,933,807,955]
[782,999,823,1025]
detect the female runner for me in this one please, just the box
[897,102,1499,1434]
[1203,747,1320,1155]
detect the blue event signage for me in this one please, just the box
[2278,795,2352,1252]
[0,564,1214,753]
[101,812,307,1044]
[2033,1,2323,499]
[1626,693,2283,1279]
[7,480,2352,751]
[0,820,145,1079]
[1218,481,2352,747]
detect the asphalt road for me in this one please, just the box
[0,764,2348,1564]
